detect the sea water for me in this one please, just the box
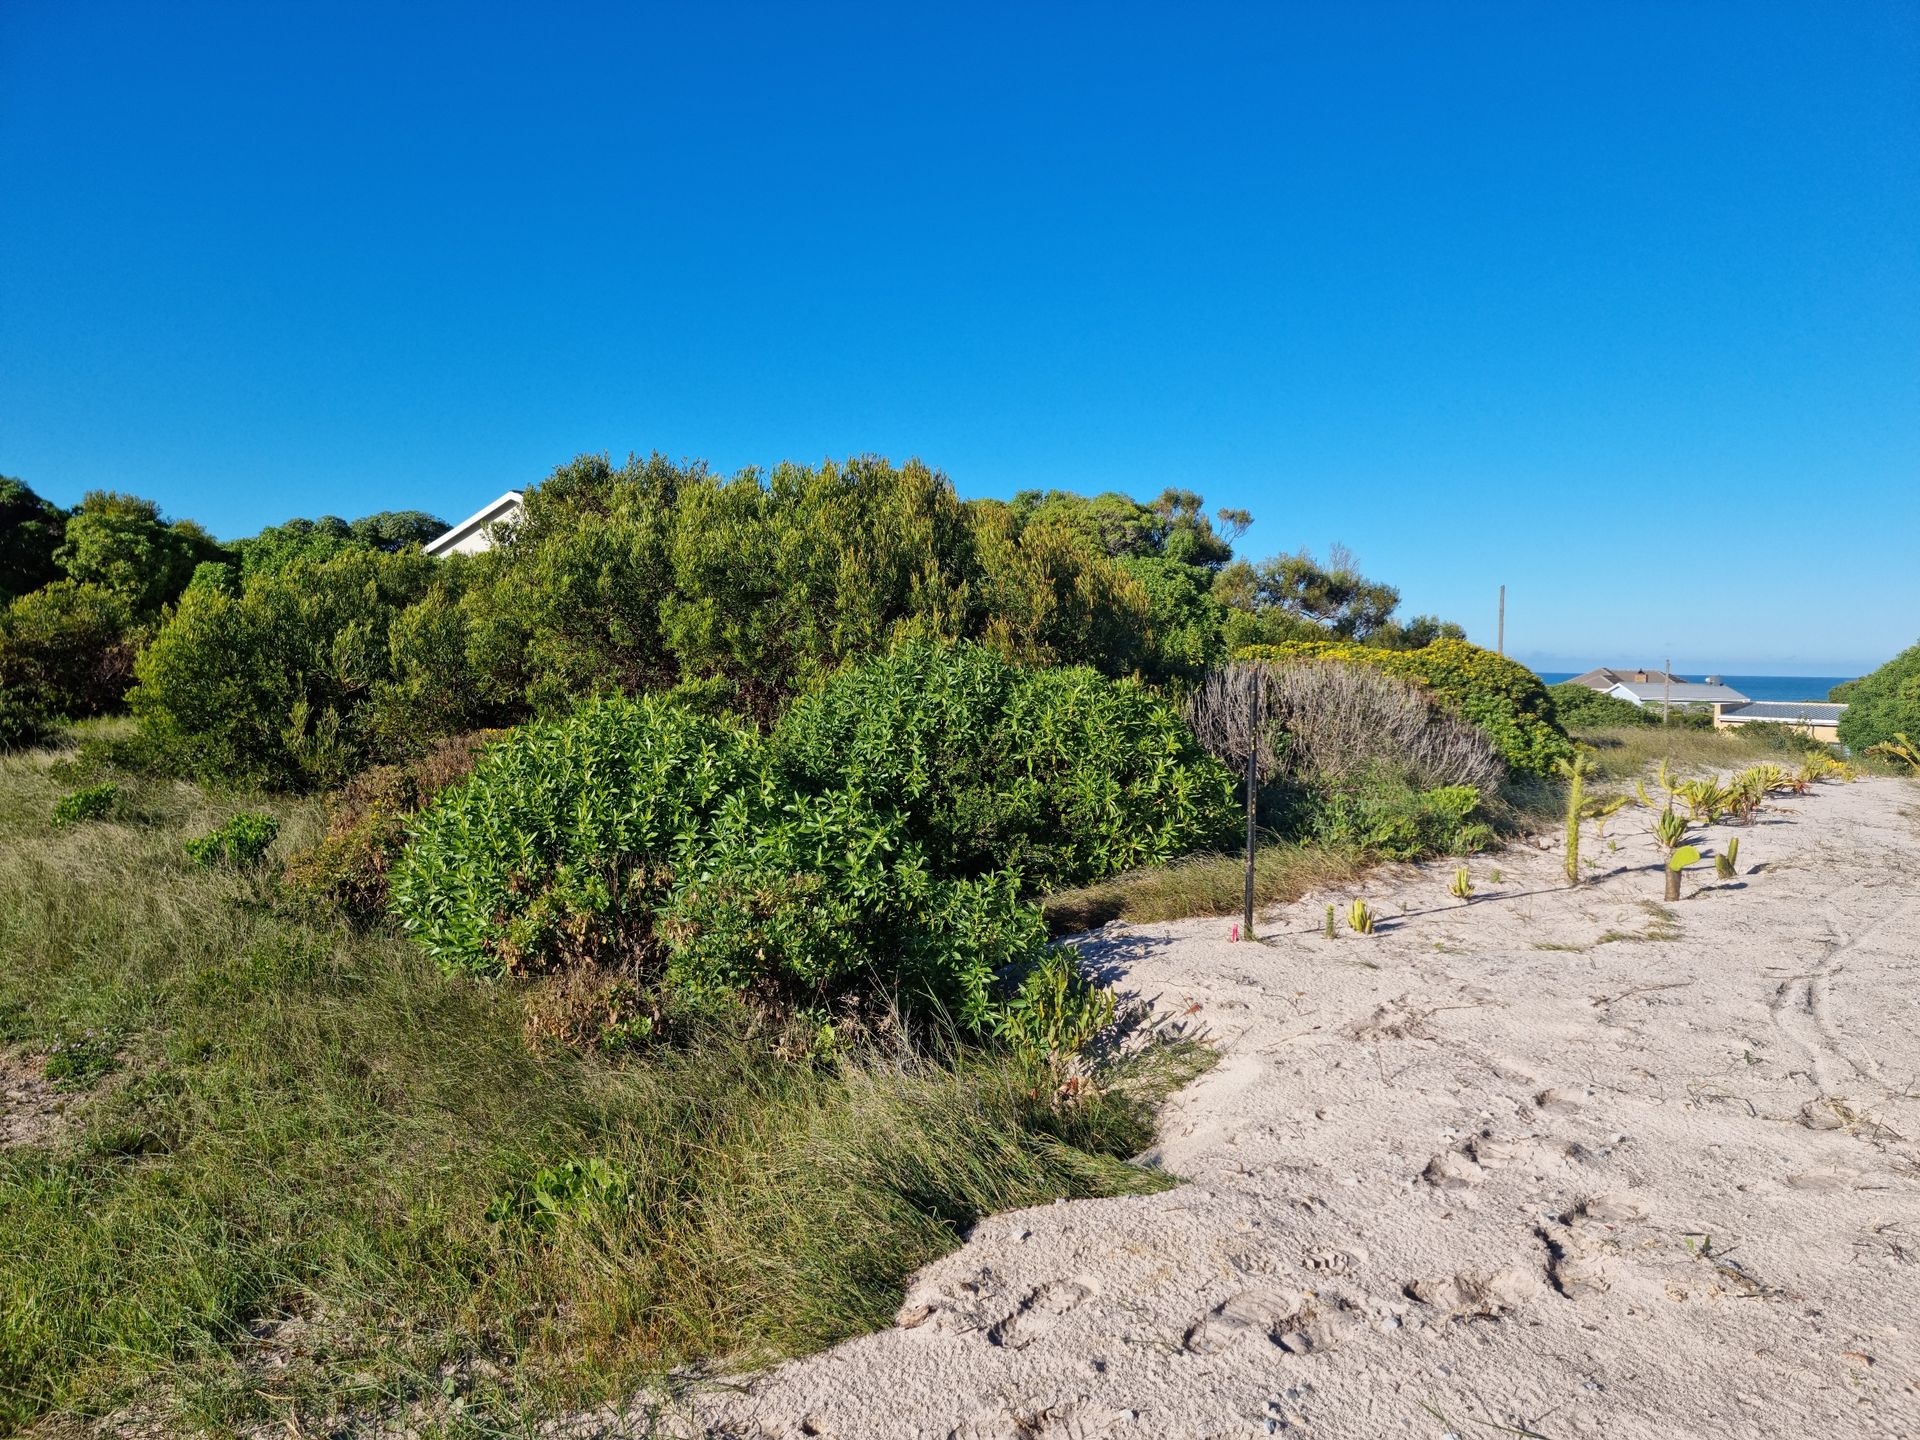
[1538,673,1855,703]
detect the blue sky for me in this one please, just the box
[3,2,1915,676]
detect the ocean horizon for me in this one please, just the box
[1537,672,1854,703]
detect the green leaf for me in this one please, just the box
[1667,845,1701,871]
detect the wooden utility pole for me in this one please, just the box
[1663,655,1672,725]
[1243,668,1260,941]
[1497,585,1505,655]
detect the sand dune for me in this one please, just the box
[671,776,1920,1440]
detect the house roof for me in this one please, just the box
[1719,701,1847,725]
[1563,667,1682,690]
[423,491,524,557]
[1605,679,1750,706]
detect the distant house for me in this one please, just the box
[1715,701,1847,744]
[1563,666,1684,692]
[1564,666,1846,742]
[423,491,524,557]
[1597,683,1751,718]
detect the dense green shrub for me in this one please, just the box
[392,694,1052,1028]
[0,690,55,751]
[1837,641,1920,754]
[54,492,225,617]
[0,582,140,721]
[1548,682,1657,729]
[130,548,488,789]
[184,813,280,867]
[771,641,1239,890]
[0,476,67,601]
[392,697,762,976]
[1290,768,1491,860]
[51,783,119,828]
[1235,637,1572,775]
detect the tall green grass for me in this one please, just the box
[0,748,1190,1432]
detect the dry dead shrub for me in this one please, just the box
[1186,659,1504,792]
[281,730,502,919]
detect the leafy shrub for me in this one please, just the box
[0,475,67,601]
[771,641,1239,890]
[0,581,140,721]
[0,689,56,751]
[131,548,487,789]
[1235,637,1572,776]
[1295,768,1490,860]
[1837,640,1920,755]
[1548,682,1657,729]
[281,731,499,920]
[54,491,225,616]
[51,783,119,828]
[994,949,1119,1074]
[393,696,761,977]
[486,1156,635,1234]
[393,695,1053,1029]
[184,812,280,867]
[1188,658,1506,793]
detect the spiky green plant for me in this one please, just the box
[1448,867,1473,902]
[1347,899,1374,935]
[1323,903,1337,939]
[1714,836,1740,881]
[1867,732,1920,774]
[1552,752,1593,885]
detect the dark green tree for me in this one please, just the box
[0,476,68,600]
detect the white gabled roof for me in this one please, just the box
[423,491,524,557]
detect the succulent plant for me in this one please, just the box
[1714,836,1740,881]
[1448,867,1474,901]
[1347,899,1375,935]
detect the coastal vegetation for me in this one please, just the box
[0,450,1886,1431]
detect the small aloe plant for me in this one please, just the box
[1347,899,1375,935]
[1652,808,1700,901]
[1714,836,1740,881]
[1867,732,1920,774]
[1448,867,1474,902]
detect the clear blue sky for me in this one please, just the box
[3,2,1915,676]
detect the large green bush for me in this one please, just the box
[0,582,140,721]
[390,694,1052,1028]
[1548,682,1657,729]
[130,548,488,789]
[1837,641,1920,754]
[770,641,1240,890]
[1235,637,1572,776]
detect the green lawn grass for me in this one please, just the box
[0,744,1198,1434]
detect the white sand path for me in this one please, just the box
[674,777,1920,1440]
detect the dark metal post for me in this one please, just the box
[1243,668,1259,940]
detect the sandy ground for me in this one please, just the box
[668,775,1920,1440]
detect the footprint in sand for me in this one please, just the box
[1403,1267,1540,1317]
[1182,1287,1354,1355]
[985,1279,1097,1350]
[1785,1164,1865,1192]
[1576,1192,1649,1224]
[1421,1149,1485,1189]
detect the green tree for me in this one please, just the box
[0,476,68,600]
[130,548,468,788]
[1212,544,1403,642]
[55,491,224,614]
